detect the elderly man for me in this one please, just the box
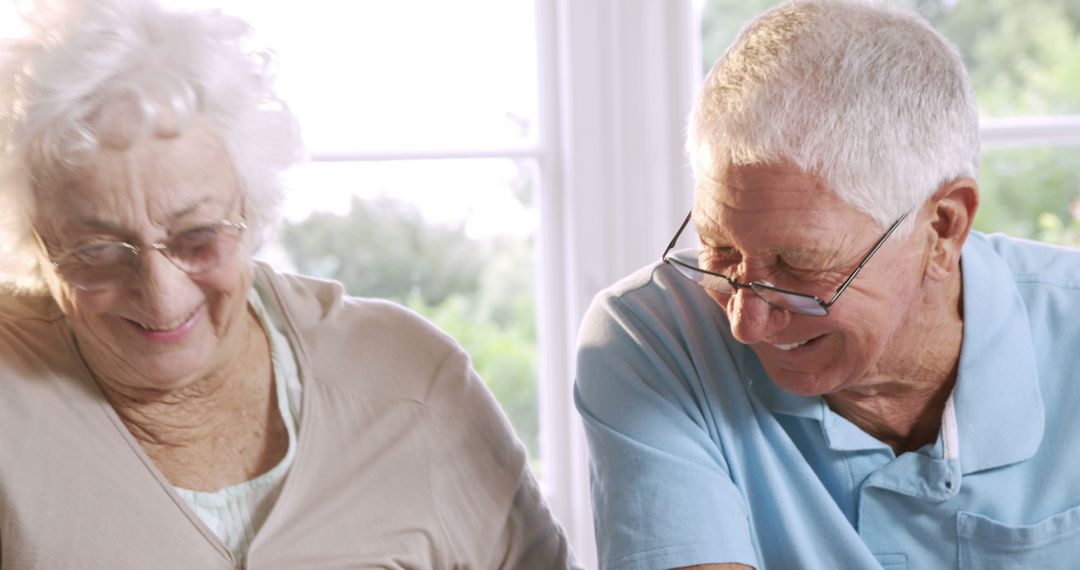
[575,0,1080,568]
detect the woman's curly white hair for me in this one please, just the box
[0,0,303,292]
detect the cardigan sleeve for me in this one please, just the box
[423,348,581,569]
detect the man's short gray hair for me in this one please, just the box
[687,0,979,230]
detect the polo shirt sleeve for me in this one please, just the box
[574,290,759,570]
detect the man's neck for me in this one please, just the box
[824,273,964,455]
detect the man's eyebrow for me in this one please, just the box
[766,246,853,270]
[764,245,820,257]
[765,247,818,263]
[691,214,844,263]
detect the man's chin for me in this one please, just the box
[763,365,837,397]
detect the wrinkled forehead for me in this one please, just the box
[690,158,872,247]
[30,118,240,225]
[694,159,834,213]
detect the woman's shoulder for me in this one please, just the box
[257,263,452,340]
[253,262,462,392]
[0,287,63,323]
[0,289,69,365]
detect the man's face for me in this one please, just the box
[693,160,927,396]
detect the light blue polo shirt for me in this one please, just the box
[574,231,1080,569]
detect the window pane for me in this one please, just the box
[974,145,1080,241]
[700,0,1080,117]
[925,0,1080,117]
[261,159,541,459]
[164,0,540,153]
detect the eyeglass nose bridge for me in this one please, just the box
[119,241,190,275]
[722,280,787,328]
[729,278,831,316]
[729,279,780,309]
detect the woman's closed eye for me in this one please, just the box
[170,224,222,253]
[70,241,134,265]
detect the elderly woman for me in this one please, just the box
[0,1,577,568]
[576,1,1080,569]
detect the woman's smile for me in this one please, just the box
[122,304,202,343]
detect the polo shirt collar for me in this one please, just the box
[952,233,1044,474]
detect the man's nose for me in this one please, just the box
[725,286,791,345]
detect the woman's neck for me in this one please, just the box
[94,308,287,490]
[97,308,271,447]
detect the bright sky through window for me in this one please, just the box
[0,0,541,237]
[167,1,540,238]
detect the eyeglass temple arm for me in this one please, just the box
[663,210,694,257]
[823,211,909,307]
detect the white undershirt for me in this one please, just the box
[173,289,303,561]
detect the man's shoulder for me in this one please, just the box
[581,258,733,351]
[969,231,1080,287]
[588,258,715,321]
[593,260,668,304]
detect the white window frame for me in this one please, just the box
[534,1,699,566]
[980,116,1080,147]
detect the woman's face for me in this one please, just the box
[33,122,254,393]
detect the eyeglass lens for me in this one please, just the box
[667,253,828,316]
[56,223,244,291]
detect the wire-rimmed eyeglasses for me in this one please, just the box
[35,218,247,292]
[661,210,908,316]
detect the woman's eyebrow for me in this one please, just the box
[167,202,208,223]
[69,218,126,234]
[163,198,234,227]
[69,199,219,233]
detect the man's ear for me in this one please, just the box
[923,177,978,281]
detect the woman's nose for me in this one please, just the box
[725,286,791,345]
[126,249,194,312]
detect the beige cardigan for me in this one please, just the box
[0,262,578,569]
